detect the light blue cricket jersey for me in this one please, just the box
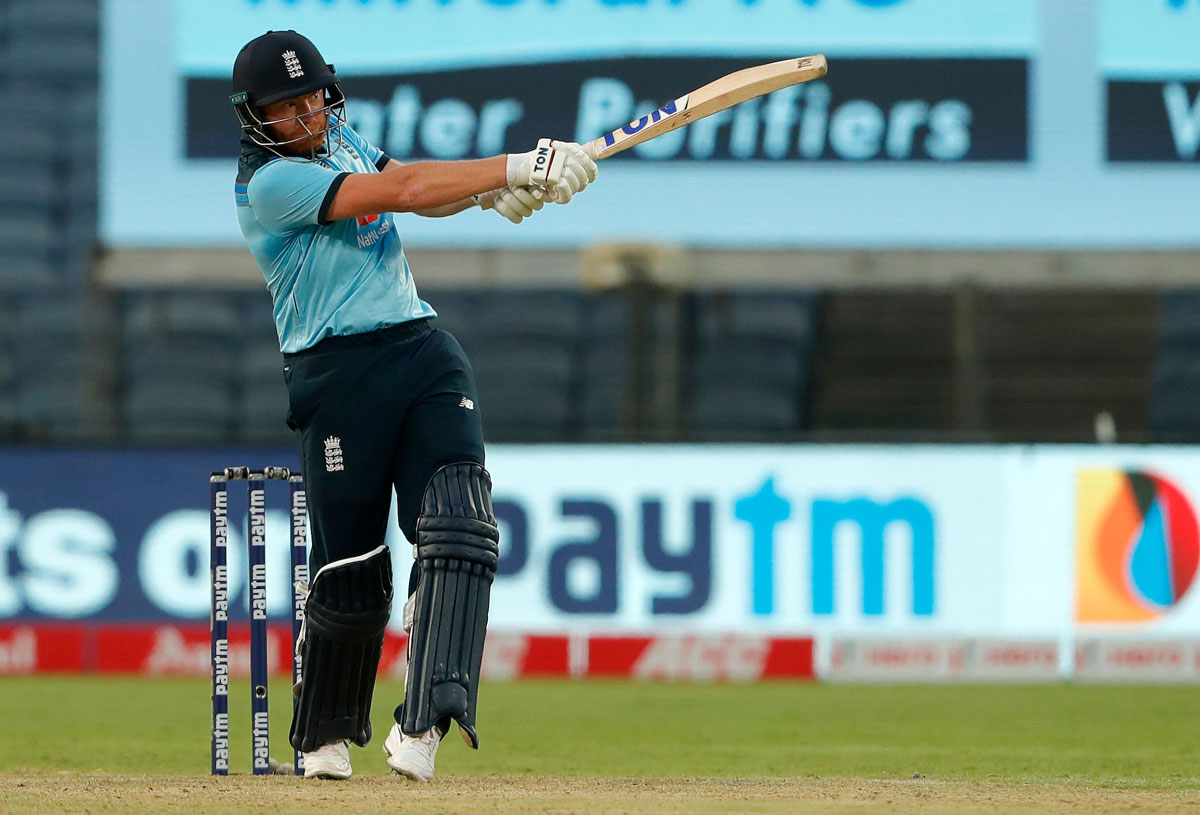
[234,120,436,353]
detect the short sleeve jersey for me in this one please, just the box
[235,120,435,353]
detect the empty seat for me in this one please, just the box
[11,293,91,374]
[477,380,574,441]
[0,396,17,438]
[8,0,100,32]
[473,340,576,440]
[689,347,809,438]
[1158,291,1200,352]
[694,341,809,388]
[684,290,819,439]
[6,113,65,163]
[474,345,574,395]
[237,342,290,444]
[0,166,57,211]
[578,295,631,439]
[421,288,585,441]
[241,342,286,379]
[124,347,235,385]
[15,290,90,331]
[0,85,62,129]
[0,126,59,211]
[0,211,57,266]
[1149,353,1200,440]
[0,346,15,438]
[694,291,817,346]
[579,350,627,438]
[471,291,582,339]
[0,295,17,343]
[424,291,476,339]
[5,37,99,84]
[15,376,83,438]
[238,393,293,445]
[124,291,241,342]
[1148,291,1200,440]
[120,292,242,444]
[690,388,801,440]
[0,259,56,291]
[123,377,236,446]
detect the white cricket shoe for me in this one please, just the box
[383,722,443,783]
[303,739,352,779]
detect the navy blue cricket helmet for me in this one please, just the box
[231,30,346,159]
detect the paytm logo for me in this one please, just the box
[734,476,936,617]
[0,469,933,626]
[489,476,936,621]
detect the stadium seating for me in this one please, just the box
[810,292,956,437]
[578,294,632,440]
[429,290,584,441]
[0,296,16,436]
[1149,291,1200,442]
[0,98,84,289]
[235,291,291,446]
[977,291,1156,442]
[685,291,819,440]
[4,0,99,85]
[120,291,241,445]
[238,345,293,446]
[421,289,641,442]
[0,275,1185,448]
[0,156,58,290]
[8,289,116,441]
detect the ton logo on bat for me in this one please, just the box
[604,98,684,147]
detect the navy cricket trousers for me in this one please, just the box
[282,320,485,575]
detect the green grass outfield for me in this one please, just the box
[0,677,1197,786]
[2,678,1200,815]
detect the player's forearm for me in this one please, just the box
[381,158,507,212]
[381,159,474,216]
[413,198,478,218]
[326,157,505,221]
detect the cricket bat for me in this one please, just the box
[583,55,828,161]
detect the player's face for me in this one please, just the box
[261,90,328,154]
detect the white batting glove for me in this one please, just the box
[474,185,545,224]
[546,140,598,204]
[506,138,597,204]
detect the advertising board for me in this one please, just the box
[7,443,1200,678]
[103,0,1062,248]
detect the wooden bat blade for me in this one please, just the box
[583,55,828,161]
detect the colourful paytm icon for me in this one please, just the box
[1076,469,1200,622]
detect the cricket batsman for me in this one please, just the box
[229,30,597,780]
